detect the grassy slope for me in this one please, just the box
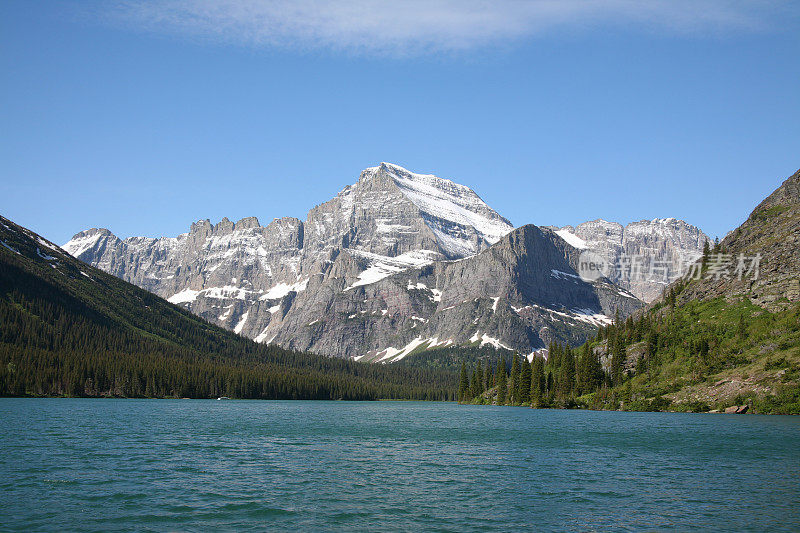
[580,298,800,414]
[458,169,800,414]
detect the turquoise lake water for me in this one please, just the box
[1,399,798,532]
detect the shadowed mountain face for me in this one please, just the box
[265,224,641,362]
[60,162,720,361]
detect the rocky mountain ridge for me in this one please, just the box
[0,214,455,400]
[64,163,704,360]
[551,218,709,302]
[669,168,800,310]
[603,167,800,413]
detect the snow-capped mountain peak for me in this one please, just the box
[360,162,514,257]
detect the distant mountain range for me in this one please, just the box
[64,162,708,360]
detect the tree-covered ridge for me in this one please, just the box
[457,168,800,414]
[0,215,457,400]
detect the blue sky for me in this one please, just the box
[1,1,798,244]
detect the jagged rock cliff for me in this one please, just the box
[264,224,641,361]
[63,162,707,360]
[552,218,709,302]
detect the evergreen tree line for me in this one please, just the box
[457,340,610,408]
[456,309,705,408]
[0,250,458,400]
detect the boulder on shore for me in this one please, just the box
[724,405,749,414]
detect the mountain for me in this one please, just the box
[64,163,702,360]
[64,163,513,344]
[532,168,800,414]
[671,170,800,310]
[271,223,641,362]
[551,218,709,302]
[0,214,455,399]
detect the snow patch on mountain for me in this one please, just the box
[469,331,514,351]
[168,288,201,304]
[233,311,249,334]
[36,237,61,253]
[1,241,20,255]
[259,279,309,300]
[254,327,275,344]
[355,336,454,363]
[345,249,438,290]
[555,228,588,249]
[35,247,57,261]
[551,269,581,281]
[203,285,258,300]
[63,230,109,258]
[569,309,614,327]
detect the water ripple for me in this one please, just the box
[1,399,799,532]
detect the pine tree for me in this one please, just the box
[510,354,520,404]
[496,356,507,405]
[559,346,575,399]
[587,345,603,391]
[577,343,591,395]
[458,362,469,402]
[548,341,561,370]
[611,338,625,386]
[531,357,544,407]
[519,356,531,404]
[470,365,481,399]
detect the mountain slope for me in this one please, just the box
[0,215,455,399]
[672,169,800,309]
[263,223,641,361]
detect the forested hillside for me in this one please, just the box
[456,169,800,414]
[0,215,456,400]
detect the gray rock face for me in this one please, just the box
[671,168,800,311]
[63,162,698,360]
[551,219,709,302]
[297,224,641,362]
[64,163,515,351]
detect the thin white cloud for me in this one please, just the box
[107,0,792,54]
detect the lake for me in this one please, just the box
[1,399,798,531]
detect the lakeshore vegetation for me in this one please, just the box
[456,294,800,414]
